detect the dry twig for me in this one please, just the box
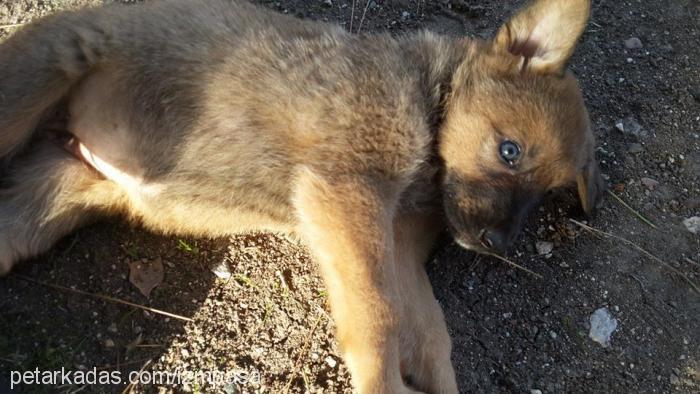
[121,359,152,394]
[0,23,24,30]
[570,219,699,293]
[349,0,356,33]
[357,0,371,34]
[484,252,544,279]
[607,190,658,229]
[14,275,194,322]
[284,313,324,393]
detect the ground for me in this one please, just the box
[0,0,698,393]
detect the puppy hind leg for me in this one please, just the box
[0,140,126,275]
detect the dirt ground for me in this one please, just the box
[0,0,698,393]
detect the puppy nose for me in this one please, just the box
[480,229,508,253]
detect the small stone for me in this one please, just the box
[325,356,337,368]
[687,198,700,211]
[531,390,543,394]
[615,117,648,138]
[535,241,554,255]
[589,307,618,347]
[104,339,115,348]
[670,374,680,385]
[108,323,118,333]
[401,11,410,19]
[211,260,232,279]
[690,86,700,102]
[624,37,643,49]
[323,0,333,6]
[627,143,644,154]
[181,348,190,357]
[224,383,238,394]
[640,177,660,190]
[683,217,700,234]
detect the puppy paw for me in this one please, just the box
[0,258,13,276]
[401,334,458,394]
[0,236,17,276]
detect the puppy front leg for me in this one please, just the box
[294,170,418,394]
[395,212,458,394]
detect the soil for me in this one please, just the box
[0,0,698,393]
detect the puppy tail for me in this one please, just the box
[0,10,108,159]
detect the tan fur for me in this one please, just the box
[0,0,602,392]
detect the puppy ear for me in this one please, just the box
[494,0,591,74]
[576,159,606,217]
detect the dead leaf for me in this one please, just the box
[128,257,164,298]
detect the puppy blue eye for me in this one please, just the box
[499,140,521,165]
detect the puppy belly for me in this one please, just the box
[66,138,291,236]
[64,70,294,237]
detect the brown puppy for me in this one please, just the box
[0,0,603,392]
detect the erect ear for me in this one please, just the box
[576,157,606,217]
[494,0,591,74]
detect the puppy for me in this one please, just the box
[0,0,603,392]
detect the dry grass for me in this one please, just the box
[570,219,699,293]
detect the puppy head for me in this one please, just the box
[440,0,604,254]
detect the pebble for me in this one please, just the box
[531,390,543,394]
[535,241,554,255]
[211,260,232,279]
[325,355,337,368]
[690,86,700,102]
[640,177,660,190]
[224,383,238,394]
[687,198,700,211]
[624,37,643,49]
[589,307,618,347]
[683,217,700,234]
[670,374,680,385]
[108,323,118,333]
[615,117,648,138]
[104,339,115,348]
[627,143,644,154]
